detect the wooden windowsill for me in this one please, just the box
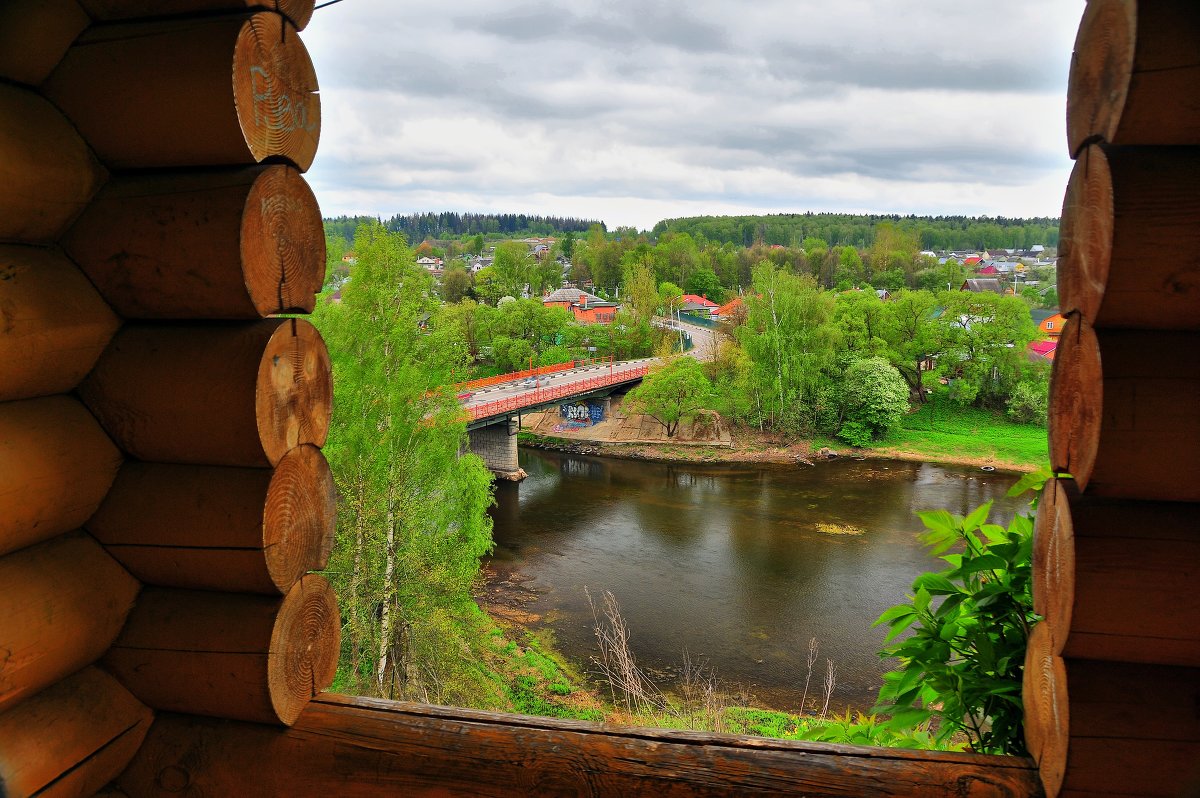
[118,693,1043,796]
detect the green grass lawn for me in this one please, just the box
[875,391,1048,470]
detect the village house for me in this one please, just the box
[542,287,620,324]
[1030,308,1065,338]
[678,293,718,315]
[960,278,1009,295]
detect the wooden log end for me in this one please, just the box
[264,444,336,590]
[257,319,332,466]
[1065,0,1135,157]
[233,13,320,171]
[65,165,324,319]
[0,246,121,403]
[1032,479,1074,657]
[1023,622,1069,798]
[88,451,332,595]
[81,320,330,467]
[1048,315,1102,489]
[0,84,106,242]
[269,574,340,725]
[1057,146,1111,322]
[0,668,153,798]
[0,396,122,558]
[241,166,325,315]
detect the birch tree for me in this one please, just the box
[314,221,495,704]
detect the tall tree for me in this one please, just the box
[738,263,836,432]
[623,356,712,437]
[313,222,494,704]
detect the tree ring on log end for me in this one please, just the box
[241,166,325,316]
[1058,146,1112,322]
[263,444,336,592]
[1033,479,1075,656]
[255,319,331,467]
[268,574,339,726]
[1023,622,1068,798]
[233,13,320,171]
[1066,0,1135,157]
[1048,315,1102,489]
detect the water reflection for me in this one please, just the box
[488,449,1024,712]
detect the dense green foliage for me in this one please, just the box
[324,212,600,247]
[873,472,1047,754]
[654,213,1059,251]
[837,357,910,446]
[701,263,1044,441]
[314,222,498,705]
[623,357,712,437]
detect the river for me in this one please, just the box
[486,448,1026,714]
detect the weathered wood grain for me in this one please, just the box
[1061,659,1200,796]
[88,445,335,594]
[64,166,324,319]
[43,13,319,170]
[1067,0,1200,154]
[0,83,105,243]
[104,576,339,725]
[118,695,1043,797]
[0,396,122,558]
[1058,144,1200,329]
[0,245,121,402]
[1023,624,1068,798]
[1037,479,1200,667]
[0,532,139,713]
[78,319,331,468]
[0,667,153,798]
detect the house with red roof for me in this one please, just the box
[680,294,718,309]
[714,296,743,319]
[1028,340,1057,362]
[543,287,619,324]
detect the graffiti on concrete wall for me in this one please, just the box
[554,401,604,430]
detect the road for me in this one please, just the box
[461,357,657,417]
[461,317,719,420]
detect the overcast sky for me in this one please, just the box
[300,1,1084,231]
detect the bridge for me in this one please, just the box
[460,358,652,479]
[461,317,718,480]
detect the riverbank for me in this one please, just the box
[517,392,1046,472]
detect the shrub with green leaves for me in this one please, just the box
[872,468,1048,754]
[1005,380,1048,425]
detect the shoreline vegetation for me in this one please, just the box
[477,410,1044,748]
[516,393,1047,474]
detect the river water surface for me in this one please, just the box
[487,448,1025,713]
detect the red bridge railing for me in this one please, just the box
[468,364,649,421]
[454,356,613,393]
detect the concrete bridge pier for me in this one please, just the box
[468,416,526,481]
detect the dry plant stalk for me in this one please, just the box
[586,587,662,715]
[820,659,837,720]
[800,637,818,712]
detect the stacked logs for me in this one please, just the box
[1028,1,1200,795]
[0,2,338,796]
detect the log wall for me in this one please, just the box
[0,1,334,794]
[2,0,1190,796]
[1028,2,1200,795]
